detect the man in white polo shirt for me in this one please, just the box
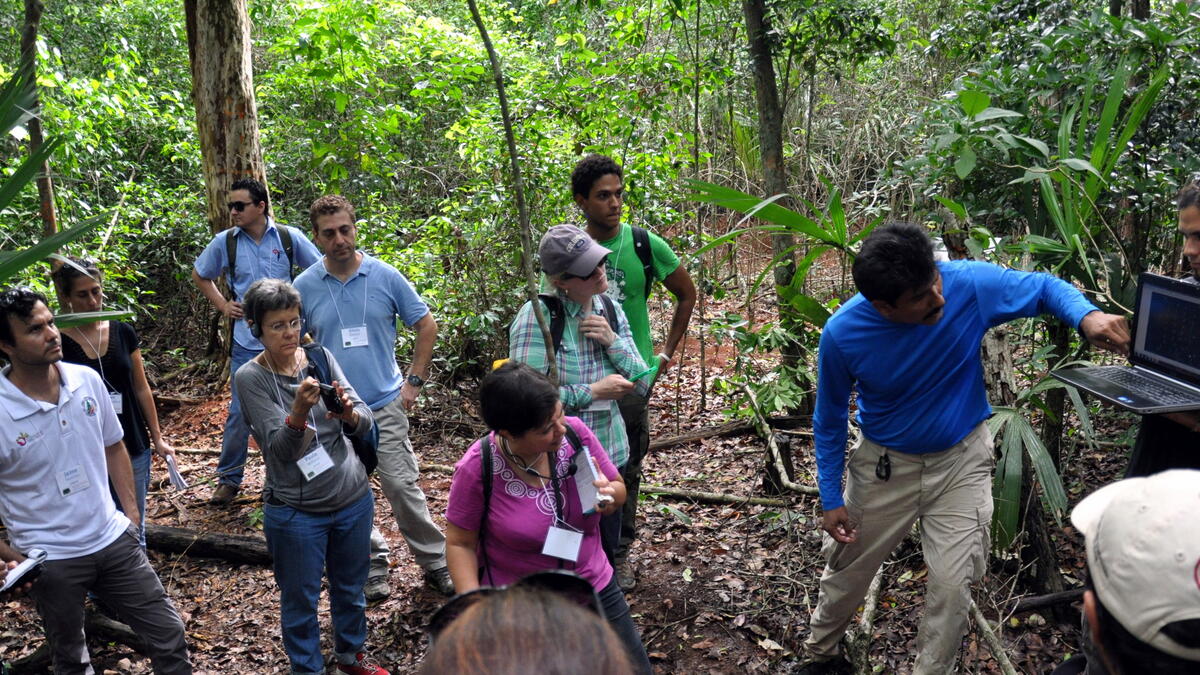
[0,287,191,674]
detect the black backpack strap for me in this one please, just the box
[536,293,566,353]
[564,424,584,456]
[631,225,654,300]
[278,226,296,280]
[302,342,331,383]
[225,228,239,295]
[479,433,495,586]
[597,293,619,333]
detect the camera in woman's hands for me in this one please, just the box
[317,382,345,414]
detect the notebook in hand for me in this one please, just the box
[1050,273,1200,414]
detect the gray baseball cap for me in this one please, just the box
[539,225,611,278]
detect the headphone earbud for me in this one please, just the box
[249,319,262,339]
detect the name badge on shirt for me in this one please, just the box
[584,398,613,413]
[542,524,583,562]
[56,464,92,497]
[297,445,335,481]
[109,392,123,414]
[341,326,369,348]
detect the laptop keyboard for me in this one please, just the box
[1095,367,1200,405]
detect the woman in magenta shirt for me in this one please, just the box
[444,362,651,673]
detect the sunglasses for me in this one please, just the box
[227,200,257,212]
[561,261,606,281]
[425,570,603,640]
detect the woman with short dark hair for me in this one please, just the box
[443,361,652,673]
[236,278,388,675]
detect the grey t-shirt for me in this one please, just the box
[234,347,374,512]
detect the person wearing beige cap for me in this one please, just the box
[1052,469,1200,674]
[508,224,651,565]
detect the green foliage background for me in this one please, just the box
[1,0,1198,395]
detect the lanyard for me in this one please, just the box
[323,269,369,329]
[74,325,113,392]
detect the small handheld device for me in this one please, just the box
[317,382,344,414]
[1,548,47,594]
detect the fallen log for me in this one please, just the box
[9,610,146,673]
[640,485,788,507]
[145,524,270,565]
[1009,588,1084,614]
[647,420,754,451]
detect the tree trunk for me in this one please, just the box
[184,0,265,372]
[21,0,56,238]
[184,0,266,235]
[742,3,799,299]
[465,0,557,381]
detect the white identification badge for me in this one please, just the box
[109,391,123,414]
[584,398,612,413]
[297,445,335,481]
[541,524,583,562]
[56,464,92,497]
[341,325,369,348]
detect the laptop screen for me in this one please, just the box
[1133,274,1200,384]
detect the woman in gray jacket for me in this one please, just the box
[236,278,387,675]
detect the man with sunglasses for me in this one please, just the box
[294,195,453,600]
[571,154,697,590]
[192,177,321,505]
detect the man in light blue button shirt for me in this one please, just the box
[293,195,451,600]
[191,178,321,505]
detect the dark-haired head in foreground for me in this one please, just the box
[420,586,633,675]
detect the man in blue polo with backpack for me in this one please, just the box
[293,195,453,601]
[192,177,322,506]
[571,154,697,590]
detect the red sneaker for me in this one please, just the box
[337,652,389,675]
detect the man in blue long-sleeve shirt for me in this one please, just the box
[800,223,1130,675]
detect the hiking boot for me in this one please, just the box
[209,483,238,506]
[336,652,389,675]
[794,654,852,675]
[364,569,390,603]
[616,561,637,591]
[424,566,455,596]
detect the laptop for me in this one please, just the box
[1051,273,1200,414]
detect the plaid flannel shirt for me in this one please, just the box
[508,291,648,467]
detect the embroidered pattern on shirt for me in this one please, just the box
[492,443,573,517]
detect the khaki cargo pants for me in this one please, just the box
[806,423,994,674]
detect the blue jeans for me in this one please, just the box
[598,576,652,674]
[109,449,152,547]
[216,342,260,488]
[263,491,373,675]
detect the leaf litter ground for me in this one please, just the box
[0,258,1136,674]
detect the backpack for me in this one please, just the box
[476,425,584,585]
[629,225,655,301]
[302,342,379,475]
[533,293,619,354]
[226,224,297,289]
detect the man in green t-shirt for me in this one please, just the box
[571,154,697,590]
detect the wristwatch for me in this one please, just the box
[406,374,425,387]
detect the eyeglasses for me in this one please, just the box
[561,261,605,281]
[267,318,303,333]
[227,201,255,212]
[425,570,603,640]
